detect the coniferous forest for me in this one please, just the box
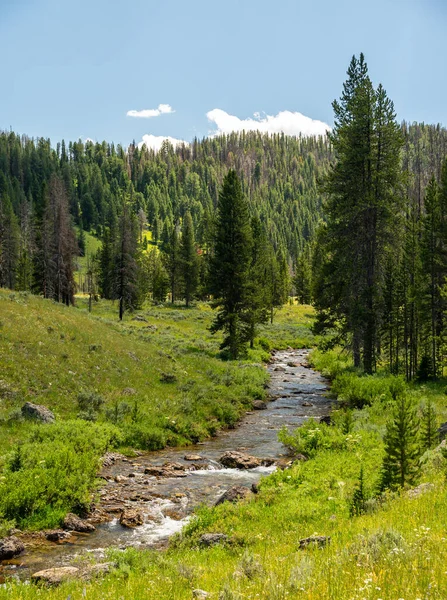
[2,105,447,369]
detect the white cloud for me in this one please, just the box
[138,134,188,152]
[127,104,174,118]
[206,108,331,137]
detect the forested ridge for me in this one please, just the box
[1,117,447,371]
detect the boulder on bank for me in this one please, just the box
[252,400,268,410]
[0,536,25,561]
[21,401,55,423]
[63,513,95,533]
[119,508,144,528]
[31,566,79,585]
[215,485,251,506]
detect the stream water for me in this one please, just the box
[0,348,330,582]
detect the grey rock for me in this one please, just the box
[31,567,79,585]
[63,513,95,533]
[122,387,136,396]
[184,454,203,461]
[252,400,267,410]
[215,485,251,506]
[45,530,72,543]
[0,536,25,561]
[406,483,435,499]
[438,421,447,440]
[193,590,210,599]
[21,401,55,423]
[220,451,262,469]
[299,535,330,549]
[199,533,229,547]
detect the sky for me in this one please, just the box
[1,0,446,150]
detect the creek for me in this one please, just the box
[0,348,330,582]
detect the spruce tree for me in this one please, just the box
[162,223,181,304]
[380,391,420,491]
[420,398,438,451]
[349,466,367,516]
[316,54,404,373]
[209,170,252,359]
[179,210,198,307]
[0,193,19,289]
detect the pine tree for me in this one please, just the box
[268,246,290,324]
[0,193,19,289]
[116,200,139,320]
[420,398,438,451]
[162,223,181,304]
[349,466,367,516]
[294,241,314,304]
[316,54,404,373]
[209,170,252,359]
[381,391,420,490]
[179,210,198,307]
[244,216,270,348]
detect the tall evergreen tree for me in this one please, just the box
[209,170,252,359]
[162,223,181,304]
[179,210,198,307]
[244,216,270,348]
[315,54,404,373]
[0,193,19,289]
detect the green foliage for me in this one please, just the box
[381,391,421,491]
[331,373,406,409]
[349,466,367,516]
[209,170,253,359]
[0,421,121,528]
[278,419,357,458]
[420,397,438,451]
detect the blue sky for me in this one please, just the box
[1,0,446,148]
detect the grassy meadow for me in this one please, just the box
[2,292,447,598]
[0,290,314,531]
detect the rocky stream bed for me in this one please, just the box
[0,348,330,584]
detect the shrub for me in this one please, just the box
[278,420,356,458]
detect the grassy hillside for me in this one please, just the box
[0,290,314,530]
[2,346,447,598]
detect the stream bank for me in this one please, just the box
[0,348,330,582]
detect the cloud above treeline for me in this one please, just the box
[134,107,330,151]
[138,134,187,152]
[127,104,174,118]
[206,108,331,137]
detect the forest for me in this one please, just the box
[1,101,447,371]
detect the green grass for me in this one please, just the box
[2,344,447,598]
[3,303,447,598]
[0,290,314,530]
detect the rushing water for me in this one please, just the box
[0,348,330,581]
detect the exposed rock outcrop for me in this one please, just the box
[21,401,55,423]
